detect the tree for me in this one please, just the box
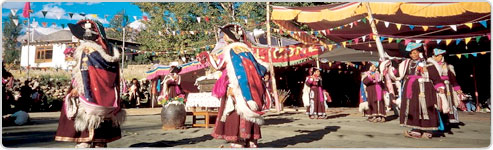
[2,14,22,65]
[106,9,131,40]
[133,2,332,64]
[134,2,269,64]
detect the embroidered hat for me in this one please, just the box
[433,48,446,56]
[68,19,111,51]
[369,61,379,67]
[405,42,423,51]
[219,23,245,42]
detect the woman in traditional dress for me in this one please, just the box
[55,19,126,148]
[305,67,326,119]
[362,62,386,122]
[387,42,446,139]
[431,48,463,131]
[208,23,271,148]
[159,62,184,104]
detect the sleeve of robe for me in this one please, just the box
[447,67,461,91]
[363,74,375,86]
[426,65,445,90]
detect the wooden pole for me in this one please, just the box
[316,57,320,68]
[473,65,481,111]
[364,2,385,60]
[121,28,126,70]
[266,2,281,112]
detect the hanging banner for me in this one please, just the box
[250,44,323,66]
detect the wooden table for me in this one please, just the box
[191,110,218,128]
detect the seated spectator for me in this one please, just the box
[3,110,30,126]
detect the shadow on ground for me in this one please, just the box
[3,131,57,147]
[263,118,299,126]
[129,134,213,147]
[264,112,301,117]
[326,114,349,119]
[384,115,399,122]
[258,126,340,148]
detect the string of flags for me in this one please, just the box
[10,7,263,26]
[123,44,216,56]
[373,18,490,31]
[272,17,489,37]
[272,17,368,36]
[272,26,491,52]
[449,51,490,59]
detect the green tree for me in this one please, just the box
[134,2,269,64]
[133,2,332,64]
[2,14,22,65]
[106,9,131,40]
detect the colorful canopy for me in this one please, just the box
[146,61,208,80]
[271,2,491,57]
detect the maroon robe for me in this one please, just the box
[211,94,261,142]
[305,76,326,117]
[363,72,386,117]
[398,59,444,130]
[55,42,122,143]
[438,63,462,123]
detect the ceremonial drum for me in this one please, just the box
[161,103,187,130]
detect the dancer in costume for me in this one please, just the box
[55,19,126,148]
[387,42,446,139]
[362,62,386,122]
[431,48,463,132]
[207,23,271,148]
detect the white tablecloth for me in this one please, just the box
[186,92,220,109]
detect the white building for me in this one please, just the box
[17,28,78,70]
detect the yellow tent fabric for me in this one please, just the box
[297,11,324,23]
[271,6,301,21]
[367,2,402,15]
[460,2,490,13]
[400,2,467,17]
[320,2,366,22]
[271,2,490,22]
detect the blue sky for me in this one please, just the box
[2,2,146,28]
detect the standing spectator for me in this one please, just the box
[19,80,33,112]
[263,73,274,108]
[129,78,142,108]
[305,67,327,119]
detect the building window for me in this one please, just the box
[35,45,53,63]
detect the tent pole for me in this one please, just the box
[473,65,481,111]
[364,2,385,60]
[267,2,281,112]
[121,28,126,71]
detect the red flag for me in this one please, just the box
[404,39,411,45]
[22,2,30,18]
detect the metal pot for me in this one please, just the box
[161,102,186,130]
